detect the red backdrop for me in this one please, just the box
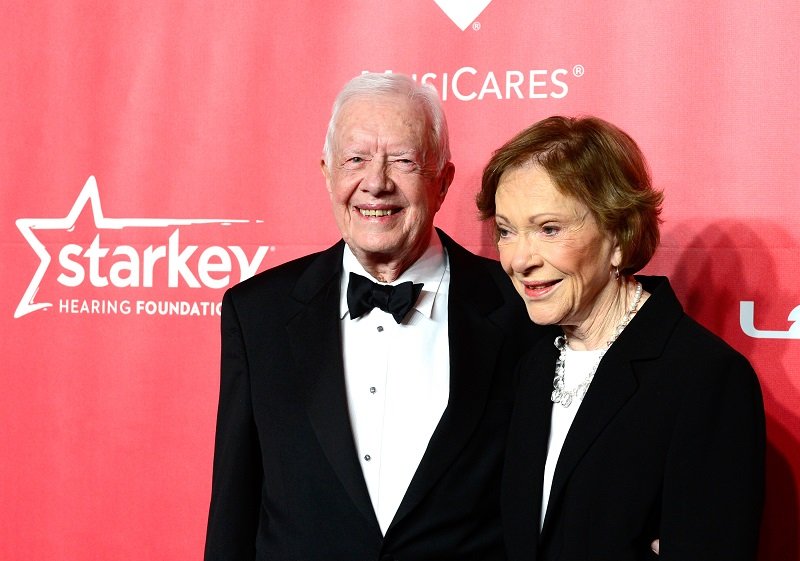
[2,2,798,559]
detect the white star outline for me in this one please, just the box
[14,175,256,319]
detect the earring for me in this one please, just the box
[614,266,620,279]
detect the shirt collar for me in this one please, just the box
[339,231,449,320]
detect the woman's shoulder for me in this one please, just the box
[668,313,758,384]
[638,275,755,376]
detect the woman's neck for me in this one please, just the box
[563,278,644,351]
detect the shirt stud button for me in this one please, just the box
[364,454,371,461]
[377,325,384,332]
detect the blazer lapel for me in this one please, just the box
[503,338,557,559]
[388,232,508,531]
[285,241,381,536]
[541,334,639,535]
[541,276,683,536]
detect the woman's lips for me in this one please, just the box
[522,279,560,298]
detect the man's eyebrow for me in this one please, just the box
[387,149,420,157]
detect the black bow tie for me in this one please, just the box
[347,272,424,324]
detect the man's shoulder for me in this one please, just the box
[439,232,516,296]
[438,230,536,333]
[438,229,503,273]
[225,240,343,303]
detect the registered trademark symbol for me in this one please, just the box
[573,64,585,77]
[472,21,481,31]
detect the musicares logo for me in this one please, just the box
[434,0,493,30]
[14,176,270,319]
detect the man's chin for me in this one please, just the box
[350,241,406,261]
[348,229,414,253]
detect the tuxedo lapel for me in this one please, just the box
[285,242,381,535]
[389,232,508,531]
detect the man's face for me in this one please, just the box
[321,94,453,276]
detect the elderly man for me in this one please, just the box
[204,73,542,561]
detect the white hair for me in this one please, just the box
[322,73,451,173]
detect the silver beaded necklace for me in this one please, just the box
[551,281,643,408]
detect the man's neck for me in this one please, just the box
[350,230,438,283]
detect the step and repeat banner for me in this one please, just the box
[2,2,798,559]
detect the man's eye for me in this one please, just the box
[342,156,367,169]
[390,158,418,170]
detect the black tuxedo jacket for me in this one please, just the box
[204,230,541,561]
[502,276,765,561]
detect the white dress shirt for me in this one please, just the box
[540,345,604,530]
[339,233,450,535]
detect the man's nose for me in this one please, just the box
[361,158,393,194]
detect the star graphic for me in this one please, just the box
[15,176,254,318]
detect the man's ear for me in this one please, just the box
[436,162,455,207]
[321,158,333,196]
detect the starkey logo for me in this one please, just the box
[434,0,493,30]
[14,176,270,319]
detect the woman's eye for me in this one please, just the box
[496,226,509,238]
[542,225,560,236]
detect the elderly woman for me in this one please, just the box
[477,116,765,561]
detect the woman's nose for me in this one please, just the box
[510,235,542,273]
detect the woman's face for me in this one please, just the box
[494,165,621,329]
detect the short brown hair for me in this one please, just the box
[476,116,663,275]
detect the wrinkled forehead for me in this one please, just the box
[334,93,431,150]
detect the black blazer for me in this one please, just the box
[502,276,765,561]
[204,229,542,561]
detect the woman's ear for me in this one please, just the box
[610,237,623,272]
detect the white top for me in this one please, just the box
[339,233,450,535]
[540,345,605,530]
